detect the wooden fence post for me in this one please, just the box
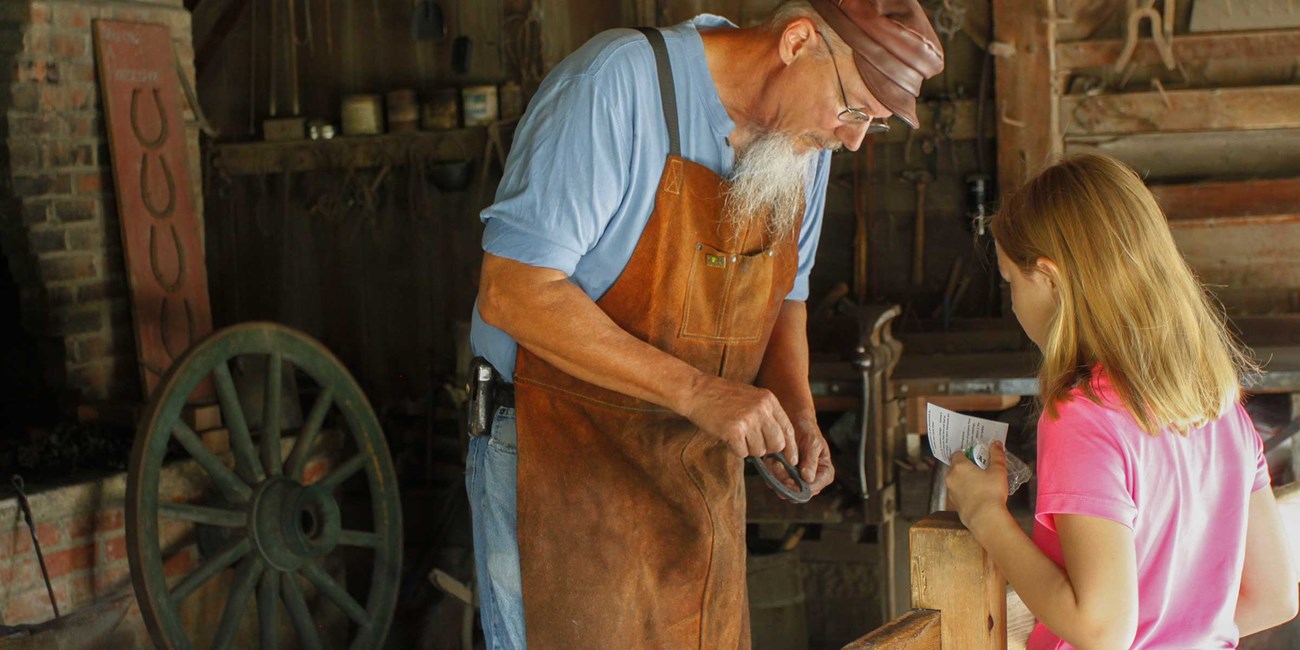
[910,512,1007,649]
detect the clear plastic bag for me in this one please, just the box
[965,442,1034,495]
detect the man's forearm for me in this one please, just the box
[756,301,816,426]
[478,255,705,413]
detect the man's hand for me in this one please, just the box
[680,374,797,460]
[763,415,834,499]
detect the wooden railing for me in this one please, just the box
[848,481,1300,649]
[843,512,1005,649]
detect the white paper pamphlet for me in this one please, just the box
[927,403,1009,468]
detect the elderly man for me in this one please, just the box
[467,0,943,647]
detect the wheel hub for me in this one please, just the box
[249,477,342,571]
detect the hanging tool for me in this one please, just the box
[269,0,279,117]
[324,0,333,54]
[11,475,59,618]
[288,0,301,115]
[1114,0,1177,73]
[966,173,990,235]
[902,170,933,286]
[413,1,447,40]
[248,0,257,134]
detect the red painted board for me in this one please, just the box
[94,21,214,401]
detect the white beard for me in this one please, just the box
[723,132,821,242]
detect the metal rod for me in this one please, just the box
[10,476,58,618]
[269,0,279,116]
[288,0,301,115]
[249,0,258,134]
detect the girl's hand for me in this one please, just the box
[946,441,1011,531]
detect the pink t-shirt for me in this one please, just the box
[1027,371,1269,650]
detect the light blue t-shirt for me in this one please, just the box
[471,15,831,381]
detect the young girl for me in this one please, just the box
[945,153,1298,649]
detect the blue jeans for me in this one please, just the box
[466,406,527,649]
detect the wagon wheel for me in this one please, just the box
[126,323,402,649]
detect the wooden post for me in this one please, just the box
[992,0,1058,200]
[842,609,941,649]
[910,512,1007,649]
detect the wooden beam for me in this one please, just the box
[910,512,1006,649]
[1150,177,1300,221]
[993,0,1058,199]
[843,609,941,649]
[1057,28,1300,71]
[1062,86,1300,137]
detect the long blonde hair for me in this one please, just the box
[992,154,1253,435]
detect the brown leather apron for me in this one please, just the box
[513,28,802,649]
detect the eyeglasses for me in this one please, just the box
[816,31,890,135]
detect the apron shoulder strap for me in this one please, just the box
[636,27,682,158]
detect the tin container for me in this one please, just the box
[421,88,460,130]
[341,94,384,135]
[461,85,498,127]
[499,81,523,120]
[386,89,419,132]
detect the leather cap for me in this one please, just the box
[810,0,945,128]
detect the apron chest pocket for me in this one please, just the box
[679,242,775,343]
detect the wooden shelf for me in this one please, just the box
[1056,28,1300,71]
[211,124,512,176]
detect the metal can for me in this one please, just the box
[461,85,498,127]
[386,89,419,132]
[341,94,384,135]
[499,81,523,121]
[421,88,460,130]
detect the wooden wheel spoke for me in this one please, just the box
[262,353,284,477]
[170,537,251,604]
[337,529,380,548]
[281,571,324,650]
[258,568,281,650]
[159,502,246,527]
[214,359,266,485]
[170,421,253,503]
[302,561,370,626]
[212,556,264,650]
[130,324,401,650]
[286,386,333,479]
[315,453,368,492]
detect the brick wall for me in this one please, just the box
[0,0,202,404]
[0,453,337,643]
